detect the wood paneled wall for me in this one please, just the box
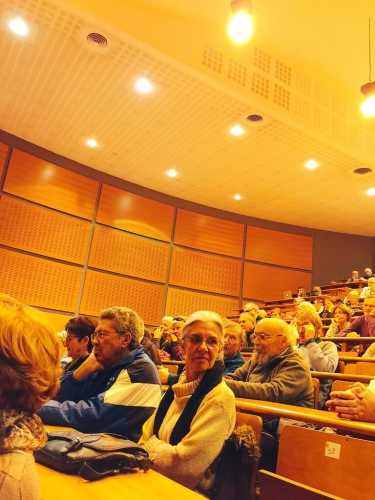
[0,142,313,325]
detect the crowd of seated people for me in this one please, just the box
[4,267,375,496]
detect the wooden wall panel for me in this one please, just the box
[89,226,169,282]
[4,149,98,219]
[174,209,244,258]
[0,197,91,264]
[80,270,164,325]
[0,249,82,312]
[41,311,73,332]
[246,226,313,270]
[243,262,311,302]
[169,247,241,296]
[97,184,174,241]
[0,142,8,179]
[166,288,239,318]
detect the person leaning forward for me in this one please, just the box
[38,306,162,441]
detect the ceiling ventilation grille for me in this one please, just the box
[202,45,223,74]
[87,32,107,47]
[228,59,247,86]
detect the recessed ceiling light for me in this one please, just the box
[366,188,375,196]
[167,169,178,177]
[135,77,153,94]
[305,160,318,169]
[234,194,242,200]
[8,16,29,36]
[87,138,98,147]
[230,125,244,136]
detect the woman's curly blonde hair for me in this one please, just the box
[0,296,63,413]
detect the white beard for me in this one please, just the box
[253,350,270,365]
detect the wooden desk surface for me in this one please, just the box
[235,398,375,438]
[312,371,374,383]
[37,463,202,500]
[37,427,202,500]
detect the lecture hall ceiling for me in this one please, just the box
[1,0,375,235]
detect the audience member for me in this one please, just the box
[325,303,352,337]
[326,381,375,422]
[62,316,97,373]
[142,328,162,366]
[318,297,334,318]
[363,342,375,358]
[258,309,268,318]
[335,297,375,351]
[344,290,361,309]
[243,302,262,322]
[160,316,187,361]
[360,268,375,281]
[152,316,173,349]
[38,306,162,441]
[295,308,338,409]
[297,287,306,298]
[270,308,283,319]
[0,295,62,500]
[346,270,360,283]
[158,320,246,386]
[360,277,375,298]
[238,311,256,351]
[284,297,304,320]
[139,311,235,491]
[224,318,314,406]
[309,286,321,297]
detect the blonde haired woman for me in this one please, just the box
[0,295,62,499]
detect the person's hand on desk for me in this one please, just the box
[326,382,375,422]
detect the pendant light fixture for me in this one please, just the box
[228,0,253,43]
[360,20,375,117]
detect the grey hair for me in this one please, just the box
[182,311,224,341]
[244,302,259,313]
[224,320,246,344]
[99,306,144,351]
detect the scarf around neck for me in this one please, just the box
[0,409,47,452]
[153,359,224,445]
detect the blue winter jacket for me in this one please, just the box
[38,345,162,441]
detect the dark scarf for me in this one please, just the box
[153,360,224,445]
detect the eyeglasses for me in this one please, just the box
[64,335,79,343]
[250,333,283,342]
[183,335,222,347]
[172,316,185,322]
[224,335,239,344]
[91,330,122,341]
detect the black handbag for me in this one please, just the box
[34,430,153,481]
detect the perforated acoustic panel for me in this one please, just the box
[174,209,244,258]
[169,247,241,296]
[0,142,8,179]
[243,262,311,302]
[80,270,164,325]
[0,197,91,264]
[246,226,312,270]
[89,225,169,282]
[0,248,82,311]
[166,288,239,318]
[97,184,174,241]
[4,149,98,220]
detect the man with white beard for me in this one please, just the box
[224,318,314,471]
[224,318,313,407]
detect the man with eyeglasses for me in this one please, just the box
[38,306,162,441]
[238,312,256,351]
[224,318,313,407]
[336,296,375,351]
[224,318,313,471]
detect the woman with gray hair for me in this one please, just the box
[139,311,235,492]
[295,307,338,409]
